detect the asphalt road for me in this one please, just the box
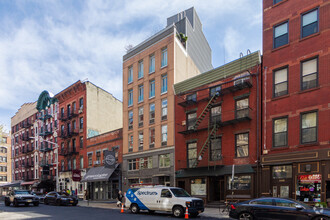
[0,202,226,220]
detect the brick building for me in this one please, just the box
[83,128,122,200]
[174,51,261,204]
[261,0,330,204]
[0,131,11,185]
[11,103,38,185]
[55,80,122,198]
[122,7,213,191]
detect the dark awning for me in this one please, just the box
[81,164,119,182]
[175,165,254,178]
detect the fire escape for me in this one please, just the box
[178,73,253,169]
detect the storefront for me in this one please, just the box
[296,174,322,203]
[261,149,330,205]
[82,164,120,200]
[176,165,255,204]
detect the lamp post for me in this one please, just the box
[30,137,59,192]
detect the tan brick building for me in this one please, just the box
[0,131,11,187]
[122,7,213,191]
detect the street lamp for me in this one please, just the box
[30,137,59,192]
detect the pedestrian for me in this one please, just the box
[117,190,123,207]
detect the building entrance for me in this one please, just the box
[209,177,224,202]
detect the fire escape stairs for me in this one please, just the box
[193,92,220,130]
[192,124,219,168]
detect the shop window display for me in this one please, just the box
[191,178,206,196]
[272,165,292,179]
[228,175,251,190]
[296,174,321,203]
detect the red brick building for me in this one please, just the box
[83,128,122,200]
[174,51,261,204]
[55,80,122,198]
[261,0,330,204]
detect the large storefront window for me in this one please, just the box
[272,165,292,179]
[228,175,251,190]
[296,174,321,203]
[191,178,206,196]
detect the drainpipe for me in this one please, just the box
[256,63,261,198]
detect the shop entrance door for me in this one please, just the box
[209,177,224,202]
[326,181,330,203]
[272,184,290,198]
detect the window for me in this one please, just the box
[72,120,76,130]
[149,103,155,124]
[235,133,249,157]
[272,165,292,179]
[228,175,251,190]
[73,102,76,112]
[250,198,273,206]
[161,125,167,146]
[275,199,296,207]
[274,21,288,48]
[210,86,221,97]
[210,137,222,161]
[138,60,143,79]
[138,84,144,102]
[67,104,71,116]
[301,111,317,144]
[210,105,221,124]
[72,139,76,152]
[149,128,155,148]
[80,136,83,149]
[236,98,249,119]
[301,57,318,90]
[273,0,283,4]
[128,110,133,130]
[161,47,167,67]
[187,93,197,102]
[96,151,101,163]
[161,74,168,93]
[149,80,155,98]
[149,54,155,73]
[128,134,133,152]
[138,131,143,151]
[274,67,288,97]
[80,156,84,169]
[61,125,65,136]
[139,157,152,169]
[61,160,64,171]
[61,108,64,118]
[128,66,133,83]
[79,98,83,109]
[187,142,197,168]
[273,117,288,147]
[88,153,92,166]
[187,112,197,130]
[73,158,76,170]
[159,154,170,168]
[138,107,144,127]
[301,9,318,38]
[68,160,72,170]
[79,117,83,129]
[161,99,167,120]
[128,89,133,106]
[128,159,138,171]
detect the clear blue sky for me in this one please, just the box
[0,0,262,131]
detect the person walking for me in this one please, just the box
[117,190,123,207]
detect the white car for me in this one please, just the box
[125,186,204,218]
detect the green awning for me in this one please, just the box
[175,165,254,178]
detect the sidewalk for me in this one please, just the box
[78,200,230,219]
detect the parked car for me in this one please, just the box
[44,191,78,206]
[32,192,45,204]
[229,197,330,220]
[125,186,204,218]
[4,190,39,207]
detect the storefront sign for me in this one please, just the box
[298,174,321,183]
[104,150,116,168]
[72,170,81,182]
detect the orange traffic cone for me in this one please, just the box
[121,203,124,213]
[184,206,189,219]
